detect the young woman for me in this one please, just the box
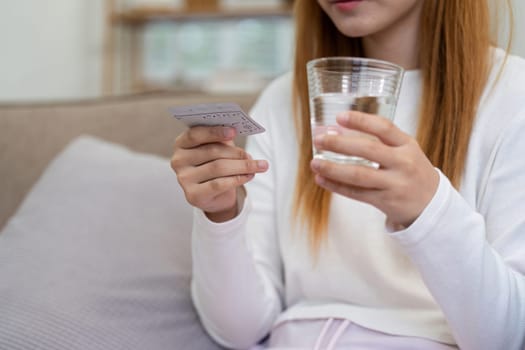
[171,0,525,348]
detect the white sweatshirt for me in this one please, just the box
[190,48,525,350]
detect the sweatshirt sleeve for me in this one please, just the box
[389,113,525,350]
[190,87,284,349]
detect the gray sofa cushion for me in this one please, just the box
[0,136,223,350]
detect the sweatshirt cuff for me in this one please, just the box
[193,195,252,240]
[388,169,452,246]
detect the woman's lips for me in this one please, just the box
[331,0,363,12]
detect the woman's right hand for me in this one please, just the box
[171,126,268,223]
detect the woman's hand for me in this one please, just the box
[171,126,268,223]
[311,111,439,229]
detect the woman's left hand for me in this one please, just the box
[311,111,440,229]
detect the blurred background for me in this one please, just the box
[0,0,523,103]
[0,0,295,102]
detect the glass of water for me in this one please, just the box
[307,57,404,167]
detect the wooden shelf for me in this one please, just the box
[103,0,294,95]
[112,5,294,25]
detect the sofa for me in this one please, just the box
[0,92,258,349]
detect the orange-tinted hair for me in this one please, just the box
[291,0,506,251]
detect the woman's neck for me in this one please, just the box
[362,4,423,70]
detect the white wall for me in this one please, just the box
[0,0,103,102]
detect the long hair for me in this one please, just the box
[291,0,504,252]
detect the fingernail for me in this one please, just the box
[336,112,350,124]
[257,160,268,170]
[223,127,235,138]
[313,134,325,147]
[311,159,321,171]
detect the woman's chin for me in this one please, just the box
[333,22,372,38]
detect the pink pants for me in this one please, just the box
[252,318,458,350]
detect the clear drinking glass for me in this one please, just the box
[307,57,404,167]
